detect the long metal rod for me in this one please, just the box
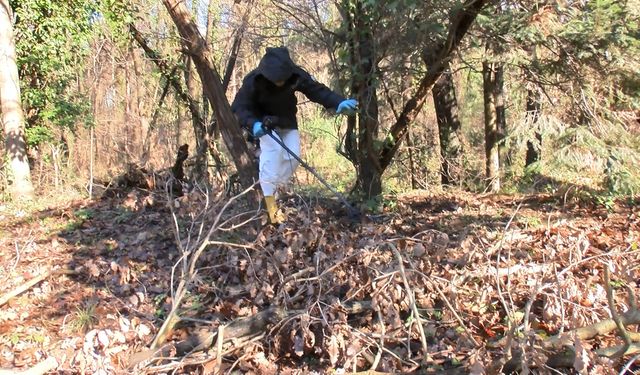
[265,130,360,216]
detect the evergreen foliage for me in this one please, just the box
[10,0,97,145]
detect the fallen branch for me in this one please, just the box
[144,333,265,374]
[129,306,293,368]
[492,265,640,373]
[604,265,634,358]
[0,268,77,306]
[484,263,549,278]
[545,297,640,349]
[595,343,640,358]
[130,300,374,369]
[0,356,58,375]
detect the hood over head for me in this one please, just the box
[257,47,295,83]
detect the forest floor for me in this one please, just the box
[0,184,639,374]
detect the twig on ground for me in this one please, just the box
[216,324,224,374]
[388,243,428,362]
[369,308,385,371]
[494,202,522,326]
[131,306,306,368]
[294,249,368,284]
[596,344,640,358]
[143,334,265,374]
[619,353,640,375]
[604,265,635,359]
[0,356,58,375]
[12,240,20,271]
[0,268,77,306]
[543,307,640,349]
[350,328,420,369]
[409,269,479,346]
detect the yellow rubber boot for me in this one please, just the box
[264,195,285,224]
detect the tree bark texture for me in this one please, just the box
[182,55,209,182]
[161,0,257,203]
[483,60,500,192]
[432,64,464,186]
[0,0,34,200]
[345,1,382,198]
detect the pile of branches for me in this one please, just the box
[127,190,640,374]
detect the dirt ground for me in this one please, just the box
[1,187,638,374]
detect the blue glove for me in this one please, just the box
[252,121,267,138]
[337,99,358,115]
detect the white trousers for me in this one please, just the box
[259,129,300,196]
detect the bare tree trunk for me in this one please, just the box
[161,0,258,204]
[125,47,142,161]
[525,85,542,167]
[483,60,500,192]
[353,5,382,198]
[432,63,464,186]
[1,0,34,200]
[495,64,509,171]
[406,126,418,189]
[525,46,542,169]
[182,55,209,182]
[203,0,216,137]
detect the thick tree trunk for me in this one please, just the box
[161,0,257,203]
[432,64,464,186]
[525,86,542,167]
[183,55,209,182]
[483,61,500,192]
[1,0,34,200]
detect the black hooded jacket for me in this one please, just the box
[231,47,345,131]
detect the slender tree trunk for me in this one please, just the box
[342,0,382,199]
[483,60,500,192]
[432,62,464,186]
[203,0,217,139]
[525,86,542,167]
[182,56,199,142]
[340,0,489,199]
[406,127,418,189]
[161,0,257,204]
[525,46,542,169]
[495,64,508,170]
[1,0,34,200]
[400,56,418,189]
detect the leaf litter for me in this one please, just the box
[0,188,638,374]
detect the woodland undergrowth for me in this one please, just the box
[0,182,638,374]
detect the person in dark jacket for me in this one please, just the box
[232,47,357,224]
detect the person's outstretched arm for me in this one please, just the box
[296,69,345,110]
[296,69,357,116]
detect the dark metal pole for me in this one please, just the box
[265,130,361,218]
